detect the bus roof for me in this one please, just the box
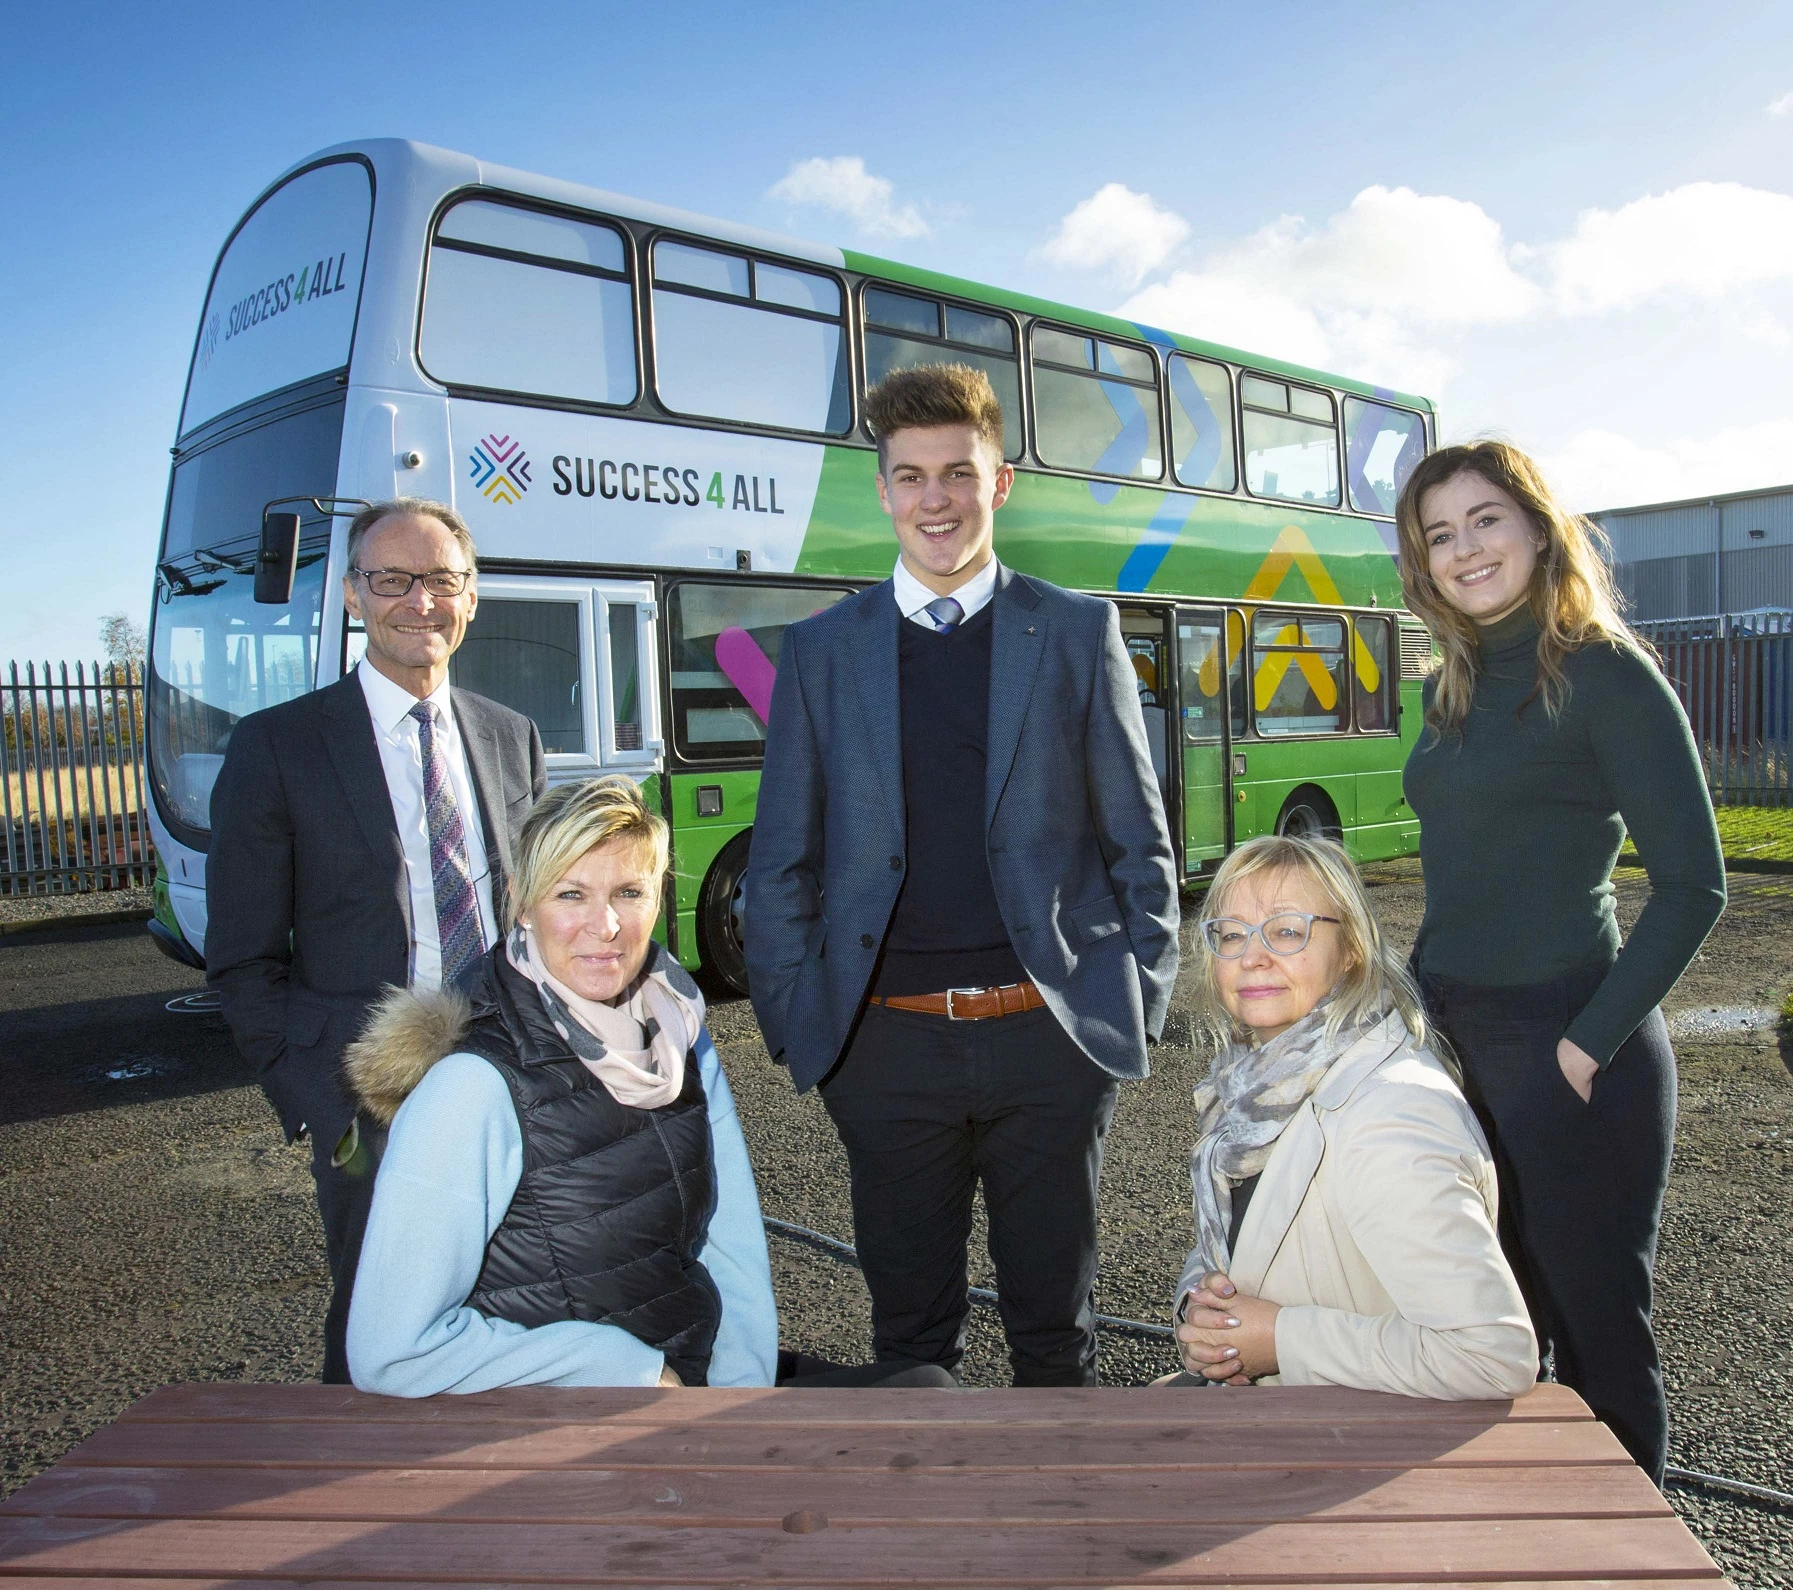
[263,138,1432,418]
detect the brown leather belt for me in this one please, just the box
[871,981,1046,1020]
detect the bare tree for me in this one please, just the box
[99,612,146,678]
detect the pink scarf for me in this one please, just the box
[505,923,703,1109]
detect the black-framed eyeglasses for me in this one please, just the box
[1201,912,1340,959]
[352,566,473,598]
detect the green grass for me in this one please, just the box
[1621,805,1793,866]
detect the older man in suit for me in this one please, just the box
[206,498,545,1383]
[746,365,1179,1386]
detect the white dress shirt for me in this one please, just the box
[892,555,998,630]
[358,660,497,991]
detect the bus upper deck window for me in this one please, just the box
[1168,355,1237,493]
[1031,327,1164,481]
[1343,397,1427,517]
[421,197,637,407]
[1241,376,1340,507]
[652,241,850,435]
[862,288,1023,459]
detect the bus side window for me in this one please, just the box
[1168,355,1236,493]
[1241,376,1340,506]
[1031,327,1164,481]
[1343,397,1427,516]
[1252,611,1347,735]
[862,288,1024,460]
[667,582,854,761]
[652,242,851,435]
[420,198,638,406]
[1352,615,1393,732]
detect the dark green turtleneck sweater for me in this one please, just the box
[1403,606,1725,1066]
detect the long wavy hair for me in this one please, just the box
[1394,440,1641,735]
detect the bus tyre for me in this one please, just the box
[1275,790,1341,843]
[697,831,753,997]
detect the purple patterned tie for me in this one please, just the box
[923,595,964,634]
[409,702,485,986]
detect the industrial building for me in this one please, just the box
[1588,483,1793,622]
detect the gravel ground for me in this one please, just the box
[1,865,1788,1583]
[0,887,151,927]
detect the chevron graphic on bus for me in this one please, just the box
[468,434,532,504]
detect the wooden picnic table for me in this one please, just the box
[0,1380,1727,1586]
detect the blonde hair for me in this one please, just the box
[1191,835,1431,1054]
[506,775,668,931]
[1395,440,1643,735]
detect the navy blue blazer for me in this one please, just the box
[206,673,546,1151]
[745,563,1179,1093]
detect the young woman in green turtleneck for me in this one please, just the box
[1396,441,1723,1487]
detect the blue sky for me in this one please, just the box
[4,0,1791,658]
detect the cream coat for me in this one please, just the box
[1177,1013,1538,1401]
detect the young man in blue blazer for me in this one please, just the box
[746,364,1179,1385]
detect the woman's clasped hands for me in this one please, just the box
[1175,1270,1280,1385]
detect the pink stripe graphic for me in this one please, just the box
[714,627,777,725]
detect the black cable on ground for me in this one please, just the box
[765,1216,1177,1342]
[764,1215,1793,1513]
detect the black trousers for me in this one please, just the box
[820,1001,1120,1386]
[304,1114,387,1385]
[1418,960,1675,1484]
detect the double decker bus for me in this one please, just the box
[145,139,1433,993]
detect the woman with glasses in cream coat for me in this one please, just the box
[1171,835,1537,1401]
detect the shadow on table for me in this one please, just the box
[0,1382,1681,1586]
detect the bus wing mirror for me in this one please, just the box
[255,512,302,604]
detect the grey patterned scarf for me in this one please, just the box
[506,924,705,1108]
[1187,996,1385,1280]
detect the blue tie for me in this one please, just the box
[924,596,964,635]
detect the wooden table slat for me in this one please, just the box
[0,1514,1724,1584]
[55,1414,1632,1473]
[114,1382,1596,1427]
[0,1384,1724,1588]
[0,1461,1674,1525]
[0,1581,1739,1590]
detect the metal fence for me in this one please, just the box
[2,661,152,894]
[1633,612,1792,807]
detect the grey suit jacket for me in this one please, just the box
[205,672,546,1149]
[745,563,1179,1093]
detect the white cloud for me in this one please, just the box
[767,157,929,241]
[1544,181,1793,312]
[1768,91,1793,118]
[1540,419,1793,511]
[1118,185,1535,395]
[1042,184,1190,286]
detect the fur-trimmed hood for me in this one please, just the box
[343,984,473,1126]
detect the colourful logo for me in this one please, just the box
[468,434,532,504]
[197,312,221,371]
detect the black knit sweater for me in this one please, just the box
[1403,606,1725,1064]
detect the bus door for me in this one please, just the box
[1176,607,1237,875]
[442,574,662,786]
[1116,604,1175,812]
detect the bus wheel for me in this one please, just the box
[697,831,752,997]
[1275,789,1341,842]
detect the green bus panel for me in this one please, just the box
[793,445,1407,612]
[664,768,762,972]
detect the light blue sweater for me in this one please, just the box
[346,1028,778,1393]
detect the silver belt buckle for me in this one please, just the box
[944,987,986,1020]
